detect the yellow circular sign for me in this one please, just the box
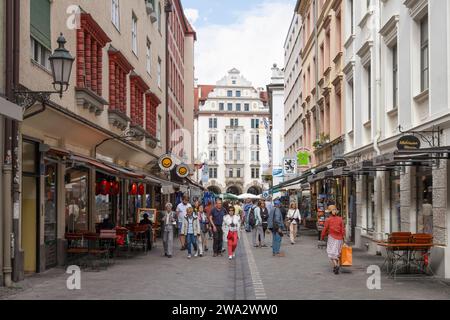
[159,154,175,171]
[176,164,189,178]
[178,167,188,175]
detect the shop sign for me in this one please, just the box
[297,151,310,166]
[283,158,297,175]
[373,153,395,166]
[176,164,190,178]
[273,168,283,177]
[397,135,421,150]
[332,158,347,168]
[159,154,175,171]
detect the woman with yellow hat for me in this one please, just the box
[320,205,345,274]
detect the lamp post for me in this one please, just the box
[15,33,74,109]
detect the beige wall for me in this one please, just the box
[0,0,5,94]
[299,0,345,167]
[184,34,195,165]
[19,0,167,164]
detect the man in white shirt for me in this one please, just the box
[176,195,192,250]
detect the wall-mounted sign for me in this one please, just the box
[332,158,347,168]
[272,168,283,177]
[176,164,190,178]
[283,158,297,175]
[297,151,310,166]
[397,135,421,150]
[159,154,175,171]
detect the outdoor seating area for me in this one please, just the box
[65,224,152,271]
[377,232,437,278]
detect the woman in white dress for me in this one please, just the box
[287,202,301,244]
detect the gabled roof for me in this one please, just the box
[194,85,216,111]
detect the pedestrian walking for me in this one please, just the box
[162,203,177,258]
[259,201,269,247]
[197,204,209,256]
[321,205,346,274]
[176,195,192,251]
[252,201,265,247]
[205,200,213,239]
[193,199,201,216]
[243,199,253,232]
[209,199,227,257]
[181,207,201,259]
[222,201,231,253]
[268,200,286,257]
[223,206,241,260]
[287,202,301,245]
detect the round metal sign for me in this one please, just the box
[159,154,175,171]
[176,164,190,178]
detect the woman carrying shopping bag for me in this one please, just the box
[287,202,301,245]
[223,206,241,260]
[321,205,346,274]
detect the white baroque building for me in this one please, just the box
[195,69,270,195]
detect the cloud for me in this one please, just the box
[184,8,199,25]
[194,0,294,88]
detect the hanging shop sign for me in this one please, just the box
[397,135,421,150]
[332,158,347,168]
[297,151,310,166]
[272,168,283,177]
[176,164,190,178]
[159,154,175,171]
[283,158,297,175]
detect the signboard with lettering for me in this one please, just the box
[332,158,347,168]
[283,158,297,175]
[397,135,421,150]
[373,153,395,166]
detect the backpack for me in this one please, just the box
[248,207,256,227]
[261,208,269,225]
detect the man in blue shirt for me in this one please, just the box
[209,199,227,257]
[268,200,286,257]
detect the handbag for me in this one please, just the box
[340,244,353,266]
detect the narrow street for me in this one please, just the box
[2,230,449,300]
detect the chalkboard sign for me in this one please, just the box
[137,208,157,224]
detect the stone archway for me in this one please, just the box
[247,186,262,195]
[226,185,242,195]
[207,186,222,195]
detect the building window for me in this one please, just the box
[251,168,260,179]
[367,175,375,232]
[244,103,250,112]
[209,118,217,129]
[420,15,429,92]
[236,168,241,178]
[236,90,241,97]
[209,150,217,161]
[237,150,241,160]
[146,39,151,74]
[392,44,398,109]
[157,57,162,88]
[30,0,51,50]
[209,167,217,179]
[130,75,149,127]
[236,134,241,144]
[112,0,120,30]
[219,103,224,111]
[251,151,260,162]
[230,119,238,127]
[108,49,133,114]
[229,150,233,161]
[227,103,233,111]
[227,90,233,97]
[132,13,138,55]
[367,65,371,121]
[145,92,160,137]
[30,37,51,70]
[228,168,233,178]
[157,115,162,146]
[350,80,354,132]
[236,103,241,111]
[251,119,260,129]
[209,134,217,145]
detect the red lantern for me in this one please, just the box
[110,181,120,195]
[100,179,110,195]
[130,183,138,195]
[138,184,145,195]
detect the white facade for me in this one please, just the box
[343,0,450,278]
[196,69,270,195]
[267,64,285,188]
[283,13,303,163]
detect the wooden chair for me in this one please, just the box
[65,233,88,267]
[83,233,109,271]
[410,233,433,274]
[386,233,412,276]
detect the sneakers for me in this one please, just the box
[232,253,236,259]
[229,256,233,260]
[194,252,198,257]
[199,253,203,257]
[334,266,340,274]
[275,252,285,257]
[187,254,191,259]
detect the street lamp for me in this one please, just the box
[49,33,75,98]
[15,33,74,109]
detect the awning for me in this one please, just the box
[0,96,23,121]
[373,148,450,168]
[106,163,146,180]
[71,155,119,176]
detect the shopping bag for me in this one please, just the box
[340,244,353,266]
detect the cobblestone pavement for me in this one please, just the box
[1,228,450,300]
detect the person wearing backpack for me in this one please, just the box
[287,202,301,245]
[259,201,269,247]
[268,200,286,257]
[249,202,264,248]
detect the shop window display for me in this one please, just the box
[417,166,433,234]
[44,162,58,269]
[65,167,89,233]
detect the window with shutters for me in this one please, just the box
[108,48,133,115]
[145,92,161,138]
[130,74,150,128]
[30,0,51,51]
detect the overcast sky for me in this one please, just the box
[183,0,296,88]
